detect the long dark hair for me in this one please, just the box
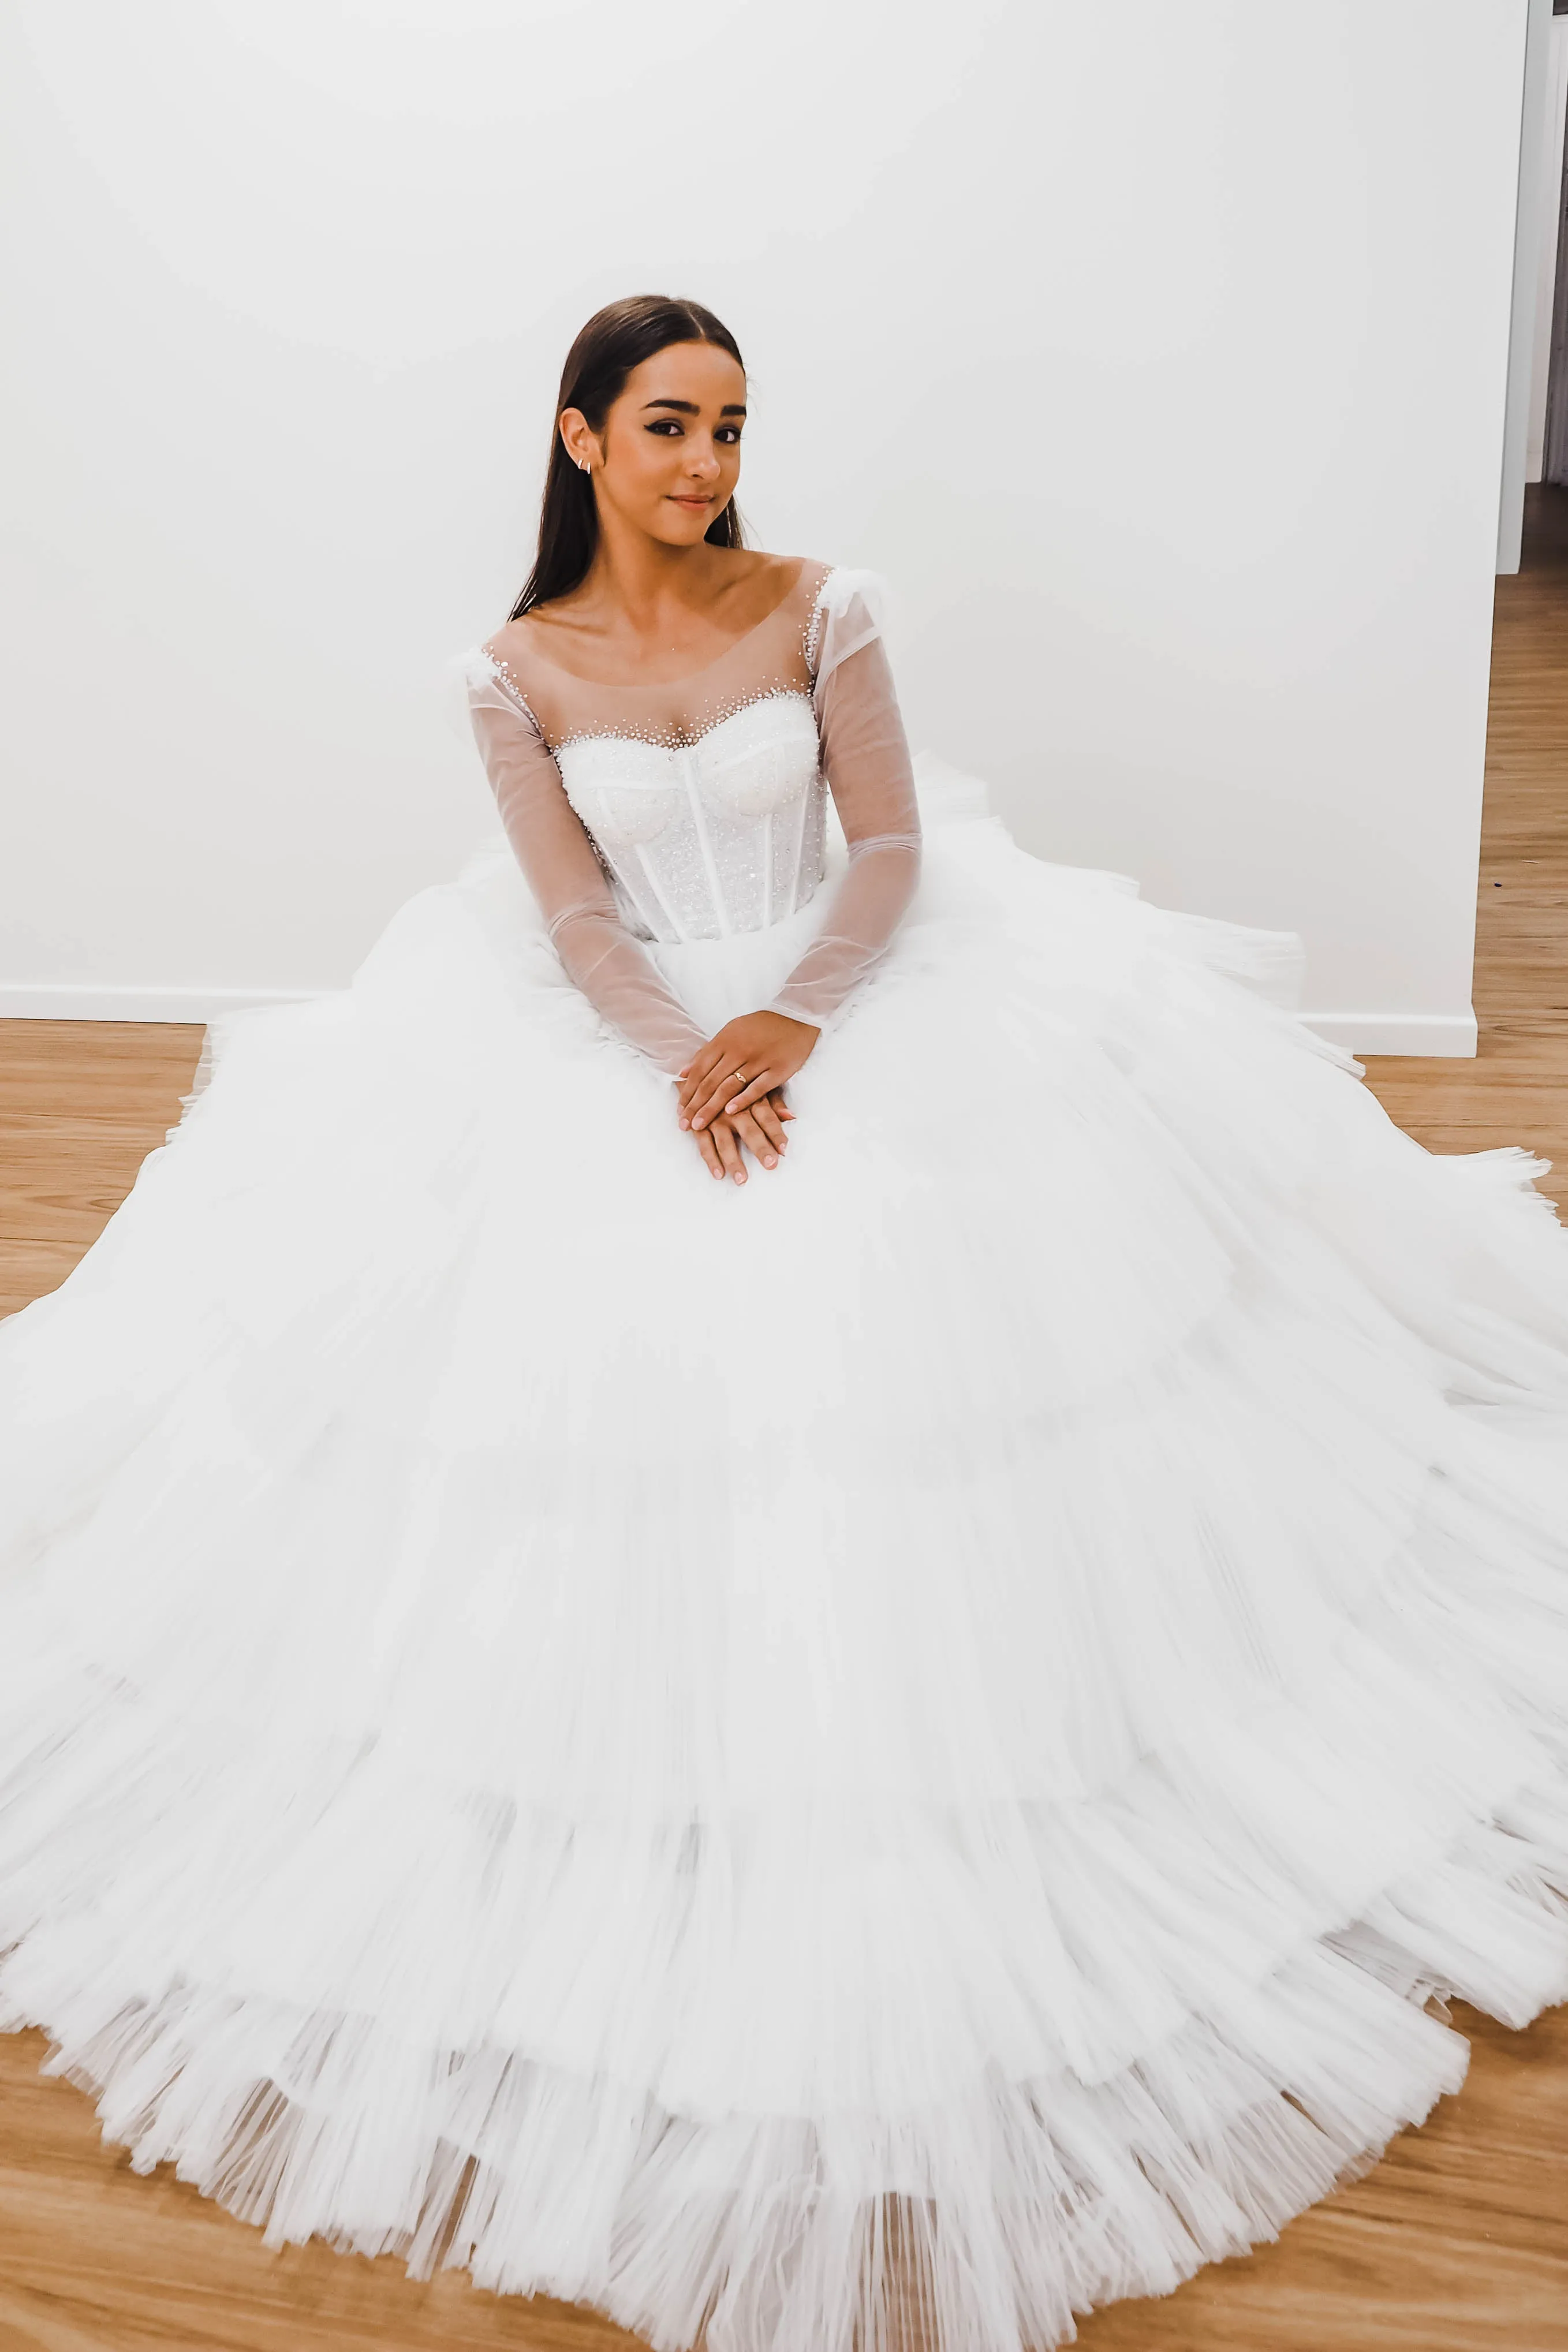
[509,294,748,620]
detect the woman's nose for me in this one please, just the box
[686,443,722,480]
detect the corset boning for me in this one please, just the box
[554,691,826,944]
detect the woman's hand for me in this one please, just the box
[689,1088,795,1183]
[678,1012,820,1134]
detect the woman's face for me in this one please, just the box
[562,341,746,549]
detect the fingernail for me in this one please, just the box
[764,1156,776,1168]
[678,1118,689,1130]
[693,1117,704,1129]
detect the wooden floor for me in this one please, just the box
[2,498,1567,2347]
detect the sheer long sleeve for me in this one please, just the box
[465,658,707,1077]
[768,576,922,1031]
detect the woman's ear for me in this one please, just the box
[559,408,600,473]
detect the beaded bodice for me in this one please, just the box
[554,692,824,944]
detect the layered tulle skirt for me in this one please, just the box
[1,760,1567,2350]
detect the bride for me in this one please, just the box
[2,291,1567,2352]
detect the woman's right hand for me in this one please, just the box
[689,1088,794,1184]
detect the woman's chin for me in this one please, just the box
[654,503,720,544]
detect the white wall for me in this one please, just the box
[1497,0,1552,572]
[0,0,1531,1052]
[1527,10,1568,480]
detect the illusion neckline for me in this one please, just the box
[486,558,835,695]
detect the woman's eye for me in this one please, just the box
[643,419,741,443]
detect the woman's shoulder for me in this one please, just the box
[771,552,836,593]
[705,547,834,620]
[735,552,839,636]
[483,598,583,669]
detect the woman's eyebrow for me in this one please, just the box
[641,398,748,416]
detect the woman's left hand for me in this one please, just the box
[689,1091,795,1182]
[678,1011,821,1133]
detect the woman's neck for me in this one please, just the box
[578,513,734,637]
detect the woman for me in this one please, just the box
[1,292,1566,2352]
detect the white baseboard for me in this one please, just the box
[0,987,1483,1060]
[1301,1010,1478,1058]
[0,984,335,1024]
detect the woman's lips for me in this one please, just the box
[670,494,713,509]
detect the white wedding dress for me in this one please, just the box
[2,558,1567,2352]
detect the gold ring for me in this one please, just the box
[731,1070,746,1088]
